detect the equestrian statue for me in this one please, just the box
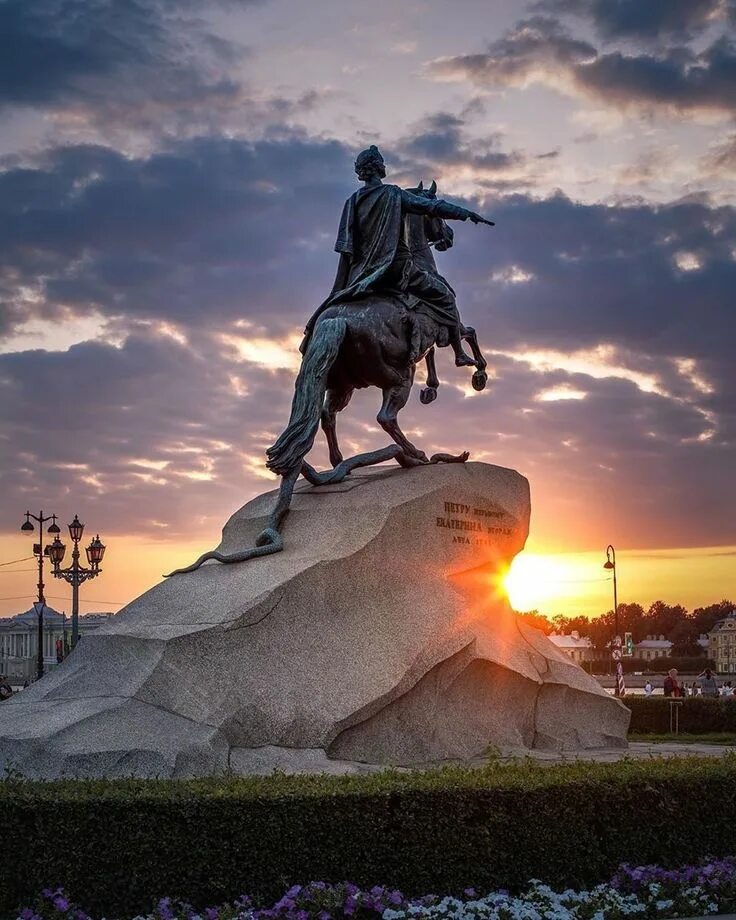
[167,145,494,575]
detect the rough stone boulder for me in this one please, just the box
[0,462,629,778]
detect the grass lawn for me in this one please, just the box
[628,731,736,744]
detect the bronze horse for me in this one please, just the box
[319,181,487,467]
[167,183,488,575]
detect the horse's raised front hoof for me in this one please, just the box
[472,370,488,391]
[420,387,437,405]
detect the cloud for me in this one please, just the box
[430,17,596,91]
[0,135,353,337]
[534,0,729,43]
[429,16,736,116]
[390,111,557,193]
[0,0,247,132]
[0,131,733,552]
[702,131,736,176]
[398,113,521,171]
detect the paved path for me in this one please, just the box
[494,740,736,764]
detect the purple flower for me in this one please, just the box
[388,891,403,905]
[157,896,175,920]
[53,896,71,912]
[344,895,357,916]
[205,908,220,920]
[463,888,477,898]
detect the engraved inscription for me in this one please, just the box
[434,497,513,542]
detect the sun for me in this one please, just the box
[502,552,603,614]
[502,554,560,611]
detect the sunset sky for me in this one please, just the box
[1,0,734,619]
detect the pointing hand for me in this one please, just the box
[469,211,495,226]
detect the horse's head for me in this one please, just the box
[406,179,454,252]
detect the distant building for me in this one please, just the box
[549,631,594,663]
[0,607,113,684]
[634,635,673,660]
[708,612,736,674]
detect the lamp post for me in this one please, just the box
[20,511,61,680]
[603,544,623,696]
[48,515,106,650]
[603,545,618,638]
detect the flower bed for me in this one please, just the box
[4,757,736,917]
[19,858,736,920]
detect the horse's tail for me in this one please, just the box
[266,317,347,476]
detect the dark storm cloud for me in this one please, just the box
[430,16,736,115]
[534,0,728,43]
[0,0,244,128]
[0,136,353,336]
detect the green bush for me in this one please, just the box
[626,697,736,733]
[2,757,736,918]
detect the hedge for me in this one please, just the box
[626,696,736,733]
[2,756,736,918]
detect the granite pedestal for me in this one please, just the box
[0,462,629,778]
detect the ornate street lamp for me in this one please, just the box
[86,535,106,568]
[50,516,107,649]
[20,510,60,680]
[604,545,623,696]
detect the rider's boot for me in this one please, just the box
[450,327,476,367]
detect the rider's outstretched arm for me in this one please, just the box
[399,189,494,225]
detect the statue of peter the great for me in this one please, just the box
[168,145,494,575]
[302,144,493,367]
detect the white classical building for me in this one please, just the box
[634,635,673,660]
[709,612,736,674]
[548,631,595,663]
[0,607,113,685]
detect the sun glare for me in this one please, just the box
[502,552,610,614]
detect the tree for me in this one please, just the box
[692,600,735,636]
[644,601,688,638]
[516,610,553,634]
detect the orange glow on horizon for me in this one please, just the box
[504,546,736,618]
[0,530,734,621]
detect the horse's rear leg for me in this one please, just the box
[321,385,353,467]
[378,379,428,463]
[462,325,489,391]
